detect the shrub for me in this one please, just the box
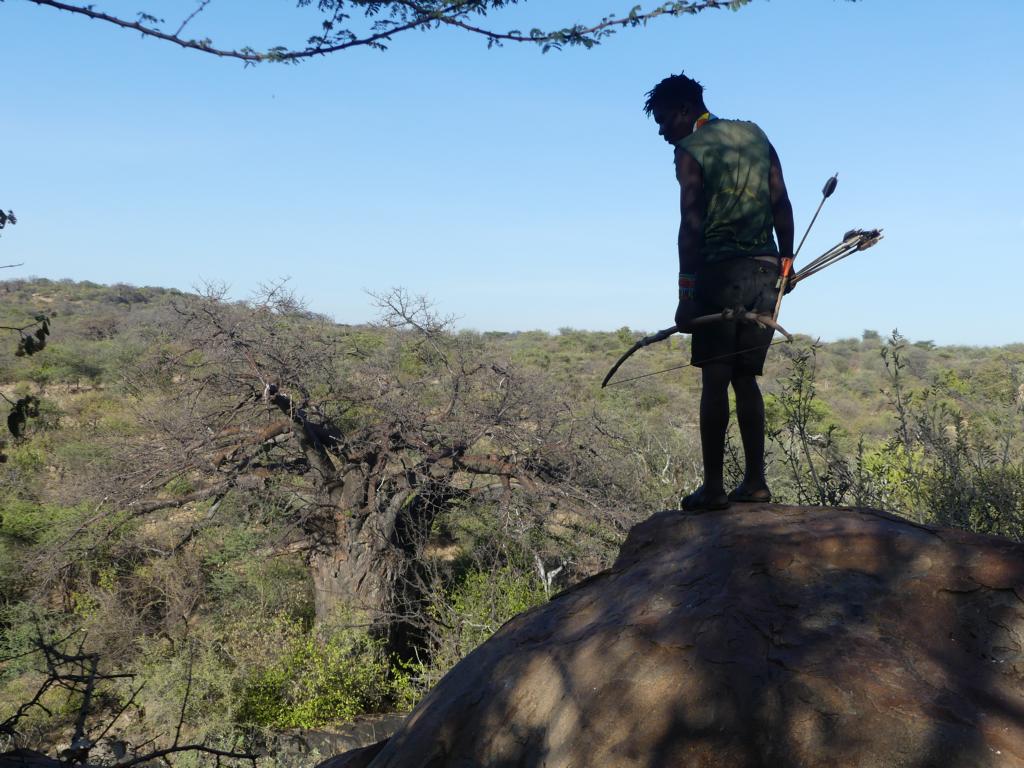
[403,563,548,703]
[235,617,397,729]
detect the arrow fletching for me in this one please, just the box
[822,173,839,199]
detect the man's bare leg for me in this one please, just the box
[730,372,771,501]
[682,363,732,510]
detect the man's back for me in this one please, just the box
[676,119,778,261]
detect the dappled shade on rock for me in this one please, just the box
[330,505,1024,768]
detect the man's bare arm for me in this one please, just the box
[768,143,794,260]
[675,147,705,275]
[674,147,705,329]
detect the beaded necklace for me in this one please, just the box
[693,111,716,132]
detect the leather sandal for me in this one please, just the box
[681,486,731,511]
[727,485,772,503]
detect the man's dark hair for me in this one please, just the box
[643,73,705,116]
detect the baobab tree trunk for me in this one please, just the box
[309,511,406,623]
[256,384,456,645]
[308,472,441,638]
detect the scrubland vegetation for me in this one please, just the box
[2,277,1022,764]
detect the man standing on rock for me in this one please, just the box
[645,73,794,511]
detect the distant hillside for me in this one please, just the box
[3,277,1022,440]
[1,276,1020,436]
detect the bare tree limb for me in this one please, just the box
[125,476,262,516]
[174,0,210,37]
[118,743,257,767]
[3,633,257,766]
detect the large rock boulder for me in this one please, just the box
[336,505,1024,767]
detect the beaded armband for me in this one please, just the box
[678,272,697,301]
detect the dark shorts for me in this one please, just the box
[691,257,779,375]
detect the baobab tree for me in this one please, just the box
[86,285,630,650]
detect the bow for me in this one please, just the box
[601,228,883,388]
[601,325,677,389]
[601,309,792,388]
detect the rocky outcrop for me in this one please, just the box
[316,741,387,768]
[268,716,405,767]
[327,505,1024,768]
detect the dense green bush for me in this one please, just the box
[448,565,548,656]
[235,617,398,729]
[398,559,549,701]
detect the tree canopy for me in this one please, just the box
[24,0,756,61]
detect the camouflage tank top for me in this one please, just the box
[676,119,779,263]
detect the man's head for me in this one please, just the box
[644,73,707,145]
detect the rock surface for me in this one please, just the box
[268,716,405,767]
[316,741,387,768]
[329,505,1024,767]
[0,750,64,768]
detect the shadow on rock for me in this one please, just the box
[320,505,1024,768]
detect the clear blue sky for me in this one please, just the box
[2,0,1023,345]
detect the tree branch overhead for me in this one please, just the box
[26,1,754,61]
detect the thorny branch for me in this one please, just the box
[27,1,749,62]
[1,633,256,766]
[174,0,210,37]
